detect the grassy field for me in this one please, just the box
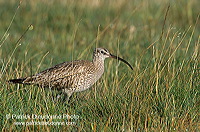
[0,0,199,131]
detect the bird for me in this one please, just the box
[8,48,133,101]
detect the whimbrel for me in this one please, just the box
[8,48,133,101]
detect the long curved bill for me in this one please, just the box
[110,54,133,70]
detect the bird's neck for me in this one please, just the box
[92,57,105,71]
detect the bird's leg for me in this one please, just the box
[51,93,61,103]
[52,92,72,103]
[63,91,73,103]
[63,94,69,102]
[52,93,69,103]
[56,94,62,99]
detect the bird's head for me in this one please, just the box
[93,48,133,70]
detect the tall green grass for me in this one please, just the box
[1,0,199,131]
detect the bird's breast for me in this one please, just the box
[74,66,104,92]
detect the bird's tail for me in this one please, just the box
[8,78,26,84]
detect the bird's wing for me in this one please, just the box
[23,60,93,86]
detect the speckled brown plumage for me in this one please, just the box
[8,48,133,101]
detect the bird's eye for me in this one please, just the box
[101,51,106,54]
